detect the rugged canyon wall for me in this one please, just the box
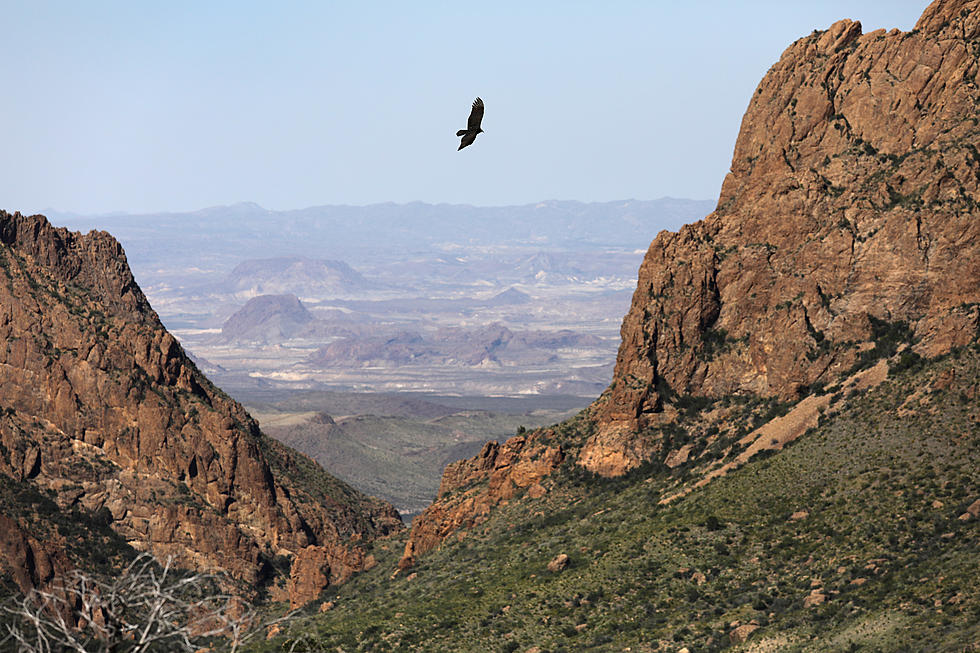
[0,212,401,605]
[402,0,980,566]
[585,0,980,474]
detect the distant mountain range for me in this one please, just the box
[48,198,715,273]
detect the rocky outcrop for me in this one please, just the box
[0,514,72,599]
[0,211,401,605]
[398,431,563,569]
[587,0,980,472]
[401,0,980,564]
[546,553,570,573]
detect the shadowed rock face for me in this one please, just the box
[400,0,980,566]
[0,211,401,606]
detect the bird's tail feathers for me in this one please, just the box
[456,130,467,137]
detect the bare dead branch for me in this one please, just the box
[1,552,298,653]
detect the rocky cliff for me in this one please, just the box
[585,0,980,473]
[0,211,401,606]
[401,0,980,566]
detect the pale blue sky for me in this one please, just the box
[1,1,926,215]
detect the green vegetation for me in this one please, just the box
[250,395,583,515]
[848,316,916,375]
[249,348,980,652]
[698,327,745,362]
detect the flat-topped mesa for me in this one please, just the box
[400,0,980,567]
[0,210,402,606]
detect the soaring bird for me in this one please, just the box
[456,97,484,150]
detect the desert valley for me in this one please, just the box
[2,1,980,652]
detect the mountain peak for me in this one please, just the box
[399,0,980,568]
[592,1,980,467]
[915,0,980,35]
[0,210,401,606]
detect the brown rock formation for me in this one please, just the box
[399,431,563,569]
[587,0,980,472]
[0,211,401,605]
[546,553,570,573]
[0,514,72,599]
[729,623,760,645]
[401,0,980,565]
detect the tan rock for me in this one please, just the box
[526,483,547,499]
[804,589,828,608]
[288,546,332,608]
[729,623,760,644]
[665,443,694,469]
[547,553,570,573]
[959,498,980,520]
[266,623,282,640]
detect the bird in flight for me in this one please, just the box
[456,97,484,150]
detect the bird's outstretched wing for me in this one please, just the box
[458,131,478,150]
[467,97,484,131]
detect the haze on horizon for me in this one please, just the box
[2,1,923,216]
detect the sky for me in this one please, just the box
[1,1,927,215]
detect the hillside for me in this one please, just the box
[588,1,980,471]
[257,346,980,651]
[251,395,583,516]
[400,0,980,568]
[0,211,402,607]
[247,0,980,647]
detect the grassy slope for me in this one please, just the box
[256,399,582,515]
[254,345,980,652]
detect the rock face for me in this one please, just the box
[398,432,564,569]
[0,513,72,600]
[0,211,401,605]
[587,0,980,473]
[401,0,980,565]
